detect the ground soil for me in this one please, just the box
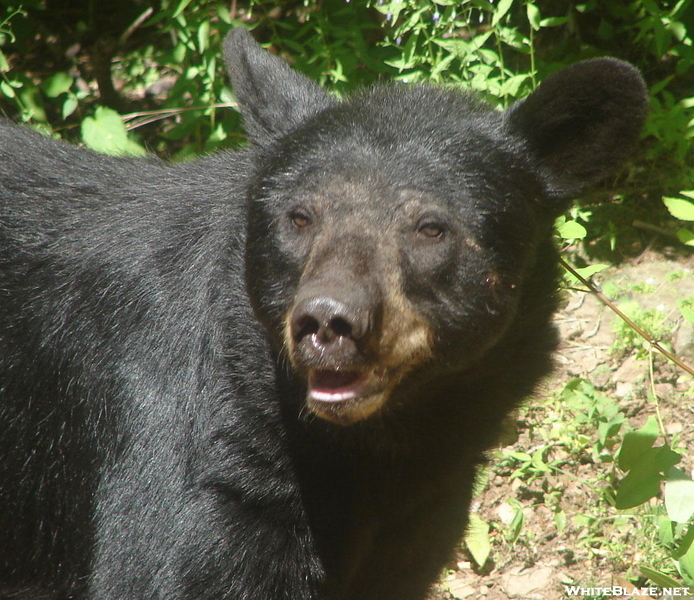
[431,252,694,600]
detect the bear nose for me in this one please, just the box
[291,296,368,347]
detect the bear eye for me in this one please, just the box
[417,221,446,239]
[290,210,312,229]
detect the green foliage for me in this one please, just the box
[0,0,390,155]
[614,418,694,588]
[584,381,694,589]
[556,215,588,244]
[499,447,557,481]
[560,379,626,461]
[464,513,492,567]
[665,467,694,524]
[1,0,694,212]
[371,0,540,103]
[482,376,694,587]
[81,106,146,156]
[615,418,680,510]
[501,498,525,545]
[663,192,694,246]
[680,298,694,326]
[612,301,672,359]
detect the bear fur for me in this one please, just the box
[0,28,646,600]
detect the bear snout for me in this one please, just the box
[289,292,376,369]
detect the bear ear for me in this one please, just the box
[505,58,648,203]
[223,28,336,146]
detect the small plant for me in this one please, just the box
[561,379,626,462]
[615,415,694,588]
[612,302,672,359]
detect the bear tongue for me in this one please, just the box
[308,370,368,403]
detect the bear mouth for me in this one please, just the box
[306,368,388,424]
[308,368,384,402]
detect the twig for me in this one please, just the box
[632,219,679,240]
[120,7,155,45]
[559,256,694,378]
[121,103,236,130]
[648,347,668,441]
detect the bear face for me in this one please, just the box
[244,89,543,424]
[224,30,648,426]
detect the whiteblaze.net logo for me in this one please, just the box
[564,585,693,598]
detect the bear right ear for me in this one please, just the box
[505,58,648,204]
[223,29,336,146]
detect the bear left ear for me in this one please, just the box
[505,58,648,203]
[223,28,337,146]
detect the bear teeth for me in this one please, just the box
[308,370,368,402]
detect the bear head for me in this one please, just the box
[224,29,647,425]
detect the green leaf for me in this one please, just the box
[665,467,694,523]
[491,0,514,27]
[576,264,609,279]
[679,299,694,326]
[597,413,624,446]
[657,513,674,546]
[0,50,9,73]
[556,218,587,240]
[0,80,15,98]
[171,0,193,19]
[675,525,694,560]
[540,16,570,27]
[504,499,525,544]
[61,94,78,120]
[615,465,661,509]
[526,3,541,30]
[498,73,531,98]
[618,415,659,471]
[669,20,687,42]
[664,196,694,221]
[680,540,694,587]
[506,451,532,462]
[172,42,186,63]
[676,228,694,246]
[465,513,491,567]
[81,107,146,157]
[373,1,406,23]
[217,4,232,24]
[530,449,551,472]
[41,72,72,98]
[562,262,609,286]
[615,446,680,509]
[597,18,613,40]
[197,20,210,53]
[640,566,684,589]
[433,31,493,58]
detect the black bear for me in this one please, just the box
[0,28,646,600]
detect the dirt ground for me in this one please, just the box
[431,252,694,600]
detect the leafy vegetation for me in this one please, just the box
[2,0,692,252]
[463,370,694,594]
[0,1,693,198]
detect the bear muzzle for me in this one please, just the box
[285,278,433,424]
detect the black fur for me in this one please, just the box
[0,29,646,600]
